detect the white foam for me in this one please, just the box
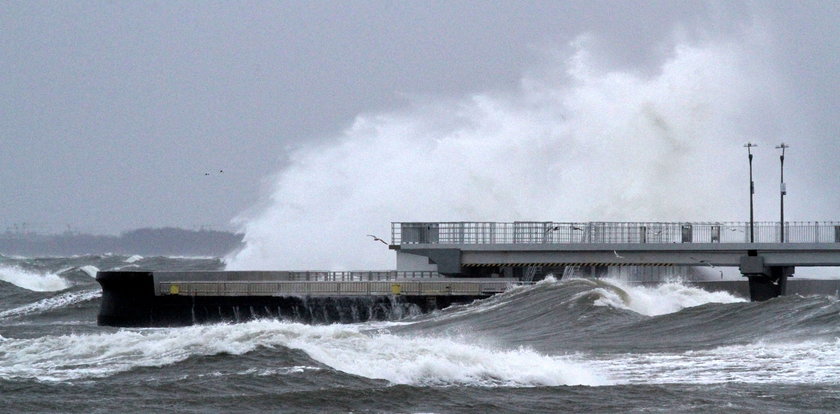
[0,320,608,385]
[124,255,143,264]
[589,278,745,316]
[0,264,71,292]
[592,338,840,385]
[0,289,101,320]
[78,266,99,278]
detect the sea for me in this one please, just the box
[1,254,839,413]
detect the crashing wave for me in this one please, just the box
[0,289,101,320]
[0,264,71,292]
[0,320,608,385]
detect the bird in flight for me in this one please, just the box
[367,234,388,245]
[690,256,716,268]
[613,250,625,259]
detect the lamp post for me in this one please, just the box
[744,142,758,243]
[776,143,789,242]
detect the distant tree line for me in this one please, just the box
[0,227,244,257]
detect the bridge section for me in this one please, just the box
[391,221,840,301]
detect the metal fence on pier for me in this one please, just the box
[392,221,840,245]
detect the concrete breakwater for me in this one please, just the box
[96,270,840,327]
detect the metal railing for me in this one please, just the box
[260,271,443,282]
[392,221,840,245]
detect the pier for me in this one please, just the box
[393,221,840,301]
[97,220,840,327]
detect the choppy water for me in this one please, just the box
[1,255,839,413]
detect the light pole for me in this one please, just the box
[776,143,789,242]
[744,142,758,243]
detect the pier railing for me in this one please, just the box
[392,221,840,245]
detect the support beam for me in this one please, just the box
[739,255,795,301]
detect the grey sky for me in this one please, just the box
[2,1,838,234]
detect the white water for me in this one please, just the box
[227,28,783,271]
[593,338,840,385]
[78,266,99,278]
[0,320,606,385]
[0,290,101,320]
[0,264,71,292]
[124,255,143,264]
[590,278,745,316]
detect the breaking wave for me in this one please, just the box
[0,320,607,386]
[0,289,101,320]
[584,278,745,316]
[0,264,71,292]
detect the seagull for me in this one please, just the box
[571,226,584,231]
[689,256,715,268]
[219,170,224,173]
[545,225,561,233]
[613,250,625,259]
[366,234,388,245]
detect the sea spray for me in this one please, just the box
[226,32,782,271]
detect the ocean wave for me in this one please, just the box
[586,278,745,316]
[0,289,101,320]
[0,264,71,292]
[124,255,143,264]
[591,338,840,385]
[78,266,100,278]
[0,320,607,386]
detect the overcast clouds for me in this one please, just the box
[2,1,838,235]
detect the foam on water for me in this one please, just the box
[0,264,71,292]
[0,320,607,385]
[0,289,101,320]
[589,278,745,316]
[592,338,840,385]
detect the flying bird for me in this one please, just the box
[690,256,715,268]
[367,234,388,245]
[571,226,584,231]
[613,250,625,259]
[545,225,561,233]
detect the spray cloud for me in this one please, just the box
[227,30,783,270]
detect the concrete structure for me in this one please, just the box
[96,270,514,327]
[392,221,840,301]
[96,220,840,327]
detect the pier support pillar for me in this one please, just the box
[740,255,794,301]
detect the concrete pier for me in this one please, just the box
[96,270,515,327]
[392,221,840,301]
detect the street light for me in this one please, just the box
[744,142,758,243]
[776,143,789,242]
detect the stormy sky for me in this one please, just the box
[2,1,838,236]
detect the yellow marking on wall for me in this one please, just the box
[391,284,401,295]
[169,284,180,295]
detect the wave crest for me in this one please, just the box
[0,264,71,292]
